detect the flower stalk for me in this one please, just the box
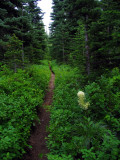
[77,91,90,110]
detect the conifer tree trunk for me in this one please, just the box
[22,43,24,68]
[21,5,24,69]
[85,15,90,75]
[14,54,17,73]
[62,32,65,62]
[62,43,65,62]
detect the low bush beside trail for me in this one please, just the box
[0,63,51,160]
[47,64,120,160]
[85,68,120,133]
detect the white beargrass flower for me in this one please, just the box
[77,91,85,97]
[77,91,90,110]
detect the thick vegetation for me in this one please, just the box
[0,0,47,66]
[0,63,51,160]
[47,63,120,160]
[48,1,120,158]
[85,68,120,134]
[50,0,120,78]
[0,0,120,160]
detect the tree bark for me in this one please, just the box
[14,54,17,73]
[22,4,24,69]
[61,30,65,62]
[62,42,65,62]
[22,43,24,68]
[85,15,90,75]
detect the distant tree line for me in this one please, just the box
[50,0,120,79]
[0,0,47,71]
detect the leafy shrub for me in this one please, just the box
[81,131,120,160]
[0,64,51,159]
[47,65,120,160]
[47,154,73,160]
[85,67,120,132]
[40,59,50,66]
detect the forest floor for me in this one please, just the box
[23,70,55,160]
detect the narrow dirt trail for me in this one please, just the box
[23,70,55,160]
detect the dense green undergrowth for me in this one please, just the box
[0,60,120,160]
[0,62,51,160]
[47,63,120,160]
[85,68,120,133]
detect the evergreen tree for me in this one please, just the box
[69,21,87,83]
[50,0,101,76]
[5,34,23,72]
[24,0,46,63]
[90,0,120,76]
[67,0,100,75]
[50,0,70,62]
[0,0,46,65]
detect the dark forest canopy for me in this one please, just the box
[49,0,120,78]
[1,0,120,76]
[0,0,47,69]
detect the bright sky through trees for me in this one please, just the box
[38,0,53,34]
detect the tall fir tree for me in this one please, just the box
[50,0,71,62]
[0,0,46,65]
[89,0,120,77]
